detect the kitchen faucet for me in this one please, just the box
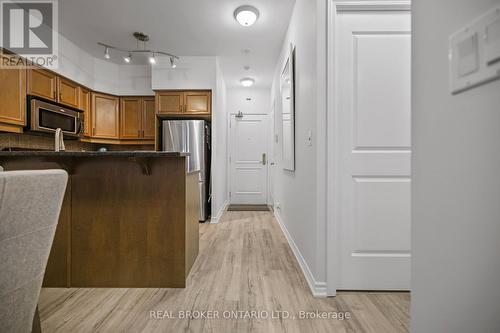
[55,128,65,152]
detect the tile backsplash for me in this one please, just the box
[0,132,155,152]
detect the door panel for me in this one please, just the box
[337,12,411,290]
[28,68,56,101]
[79,88,91,136]
[120,97,142,139]
[57,77,80,109]
[230,115,268,205]
[142,98,156,139]
[156,92,183,114]
[92,93,119,139]
[0,57,26,127]
[184,91,211,115]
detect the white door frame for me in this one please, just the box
[326,0,412,296]
[228,112,270,205]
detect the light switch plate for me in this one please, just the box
[450,5,500,94]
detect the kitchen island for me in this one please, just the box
[0,151,199,288]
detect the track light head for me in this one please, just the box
[149,53,156,65]
[104,46,110,59]
[170,57,177,68]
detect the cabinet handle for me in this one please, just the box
[138,130,141,137]
[53,91,56,100]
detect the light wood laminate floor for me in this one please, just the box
[39,211,410,333]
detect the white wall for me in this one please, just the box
[270,0,327,295]
[226,88,271,115]
[151,56,216,90]
[57,35,153,95]
[412,0,500,332]
[212,59,229,221]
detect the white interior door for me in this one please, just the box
[230,114,268,205]
[337,11,411,290]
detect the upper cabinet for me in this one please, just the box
[184,91,211,115]
[120,96,156,140]
[142,98,156,140]
[28,68,80,109]
[156,91,183,114]
[79,87,91,137]
[91,92,119,139]
[57,77,79,109]
[27,68,57,101]
[156,90,211,115]
[120,97,142,139]
[0,54,26,132]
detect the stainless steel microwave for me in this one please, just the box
[29,98,83,137]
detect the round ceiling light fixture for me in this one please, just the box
[234,5,259,27]
[240,77,255,87]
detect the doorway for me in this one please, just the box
[327,1,412,293]
[229,114,269,205]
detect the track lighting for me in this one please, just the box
[104,46,110,59]
[123,53,132,63]
[149,53,156,65]
[98,32,179,66]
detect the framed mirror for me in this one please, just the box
[280,44,296,171]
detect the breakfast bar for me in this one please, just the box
[0,151,199,288]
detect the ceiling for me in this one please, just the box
[58,0,295,88]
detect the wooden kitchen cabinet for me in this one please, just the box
[156,91,184,114]
[156,90,211,115]
[184,91,211,115]
[120,96,156,140]
[79,87,91,136]
[142,97,156,139]
[120,97,142,139]
[0,54,26,133]
[57,77,80,109]
[91,92,119,139]
[27,68,57,101]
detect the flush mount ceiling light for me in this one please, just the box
[240,78,255,87]
[98,32,179,65]
[234,6,259,27]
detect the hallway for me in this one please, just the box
[39,211,410,332]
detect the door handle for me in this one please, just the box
[262,153,267,165]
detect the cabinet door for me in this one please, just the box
[28,68,57,101]
[0,57,26,128]
[91,93,119,139]
[120,97,142,139]
[184,91,211,115]
[156,91,184,114]
[142,97,156,140]
[79,88,91,136]
[57,77,79,108]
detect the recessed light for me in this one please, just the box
[240,78,255,87]
[234,6,259,27]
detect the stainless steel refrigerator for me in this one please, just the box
[162,120,209,221]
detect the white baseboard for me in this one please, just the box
[274,210,327,297]
[210,199,229,224]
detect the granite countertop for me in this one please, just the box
[0,151,190,158]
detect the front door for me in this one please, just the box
[337,10,412,290]
[230,114,268,205]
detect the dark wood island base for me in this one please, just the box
[0,152,199,288]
